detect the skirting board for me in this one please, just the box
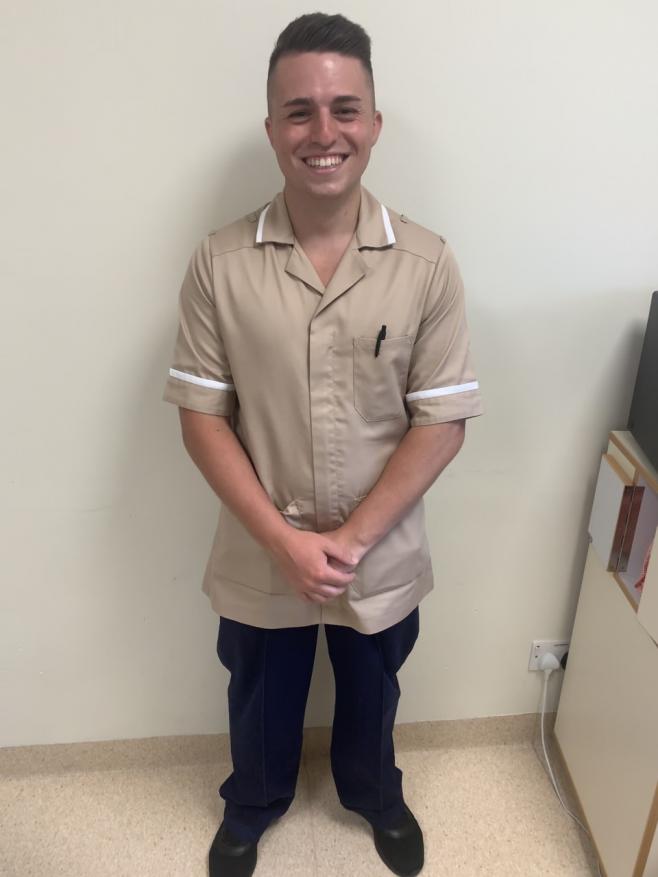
[1,713,553,778]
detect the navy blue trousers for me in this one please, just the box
[216,607,420,843]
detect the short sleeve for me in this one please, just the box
[162,235,237,416]
[405,241,484,426]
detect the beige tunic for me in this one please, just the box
[163,186,484,633]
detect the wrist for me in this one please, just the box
[259,515,297,560]
[340,522,374,560]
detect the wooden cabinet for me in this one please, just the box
[554,431,658,877]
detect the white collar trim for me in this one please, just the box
[381,204,396,245]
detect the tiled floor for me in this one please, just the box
[0,722,602,876]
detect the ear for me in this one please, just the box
[370,110,383,147]
[264,116,274,147]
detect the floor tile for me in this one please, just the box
[302,743,599,876]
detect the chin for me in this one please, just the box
[301,177,361,199]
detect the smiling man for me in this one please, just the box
[163,12,483,877]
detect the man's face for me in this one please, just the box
[265,52,382,202]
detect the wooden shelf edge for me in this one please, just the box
[634,780,658,877]
[551,732,609,877]
[613,571,641,612]
[610,431,658,495]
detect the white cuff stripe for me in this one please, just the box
[406,381,479,402]
[255,203,270,244]
[381,205,396,245]
[169,368,234,391]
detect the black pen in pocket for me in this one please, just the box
[374,324,387,357]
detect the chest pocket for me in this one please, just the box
[353,334,413,422]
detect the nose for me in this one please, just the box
[310,108,338,147]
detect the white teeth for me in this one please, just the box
[305,155,345,168]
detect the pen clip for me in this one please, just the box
[375,324,387,357]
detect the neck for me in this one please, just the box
[283,184,361,247]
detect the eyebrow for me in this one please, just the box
[282,95,363,108]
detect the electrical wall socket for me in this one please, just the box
[528,640,569,672]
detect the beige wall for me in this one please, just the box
[2,1,657,746]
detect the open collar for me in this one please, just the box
[254,186,396,250]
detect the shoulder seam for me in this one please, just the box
[387,212,446,263]
[209,243,259,258]
[207,233,216,294]
[390,245,440,266]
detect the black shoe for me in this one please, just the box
[372,804,424,876]
[208,821,258,877]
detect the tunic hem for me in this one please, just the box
[203,566,434,635]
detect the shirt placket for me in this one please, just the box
[309,316,337,532]
[307,248,368,533]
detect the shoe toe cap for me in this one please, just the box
[209,823,258,877]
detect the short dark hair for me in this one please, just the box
[267,13,375,110]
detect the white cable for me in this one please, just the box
[538,658,603,877]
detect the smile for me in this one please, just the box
[303,154,347,168]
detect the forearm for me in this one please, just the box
[178,408,289,554]
[342,419,466,554]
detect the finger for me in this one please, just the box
[324,567,356,587]
[323,539,357,568]
[318,584,347,597]
[327,558,355,573]
[306,592,327,603]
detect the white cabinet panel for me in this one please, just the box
[554,545,658,877]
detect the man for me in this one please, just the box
[163,13,483,877]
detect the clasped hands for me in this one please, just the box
[270,523,368,604]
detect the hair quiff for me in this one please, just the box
[267,13,375,110]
